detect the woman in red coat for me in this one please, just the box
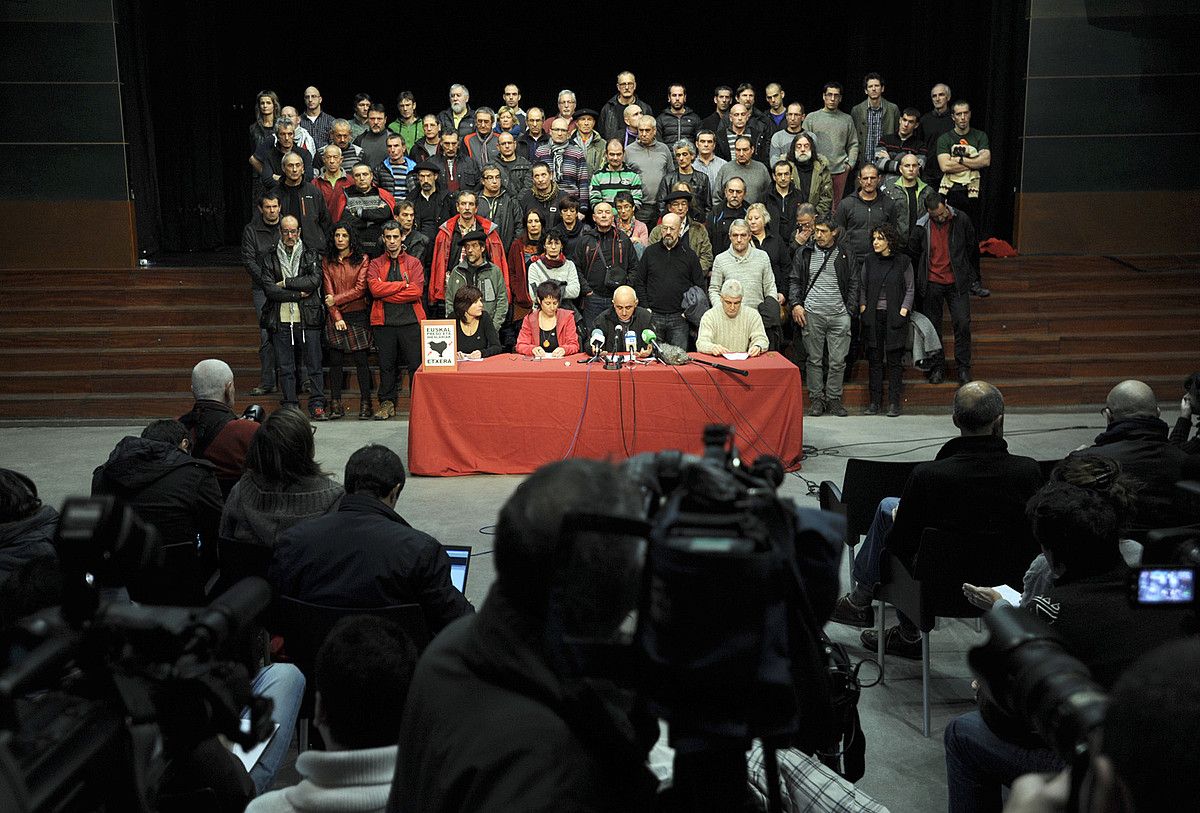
[516,280,580,358]
[322,223,372,419]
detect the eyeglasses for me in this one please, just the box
[281,228,299,235]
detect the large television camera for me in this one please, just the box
[0,497,273,813]
[547,425,854,812]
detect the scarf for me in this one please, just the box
[532,180,560,204]
[276,241,302,325]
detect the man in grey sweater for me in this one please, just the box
[716,137,772,206]
[624,116,673,228]
[804,82,859,210]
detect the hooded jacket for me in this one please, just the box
[91,436,224,550]
[0,505,58,587]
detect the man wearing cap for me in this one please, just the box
[409,161,454,244]
[445,229,508,333]
[431,190,510,318]
[572,108,606,174]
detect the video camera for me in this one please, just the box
[547,425,855,812]
[1128,481,1200,616]
[0,496,273,813]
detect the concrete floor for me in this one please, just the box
[0,408,1127,812]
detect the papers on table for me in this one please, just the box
[722,352,750,361]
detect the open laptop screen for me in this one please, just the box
[443,545,471,593]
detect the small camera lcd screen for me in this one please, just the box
[1137,568,1195,604]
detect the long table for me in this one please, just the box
[407,352,805,476]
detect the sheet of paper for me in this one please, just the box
[993,584,1021,607]
[456,355,486,362]
[230,721,279,772]
[722,352,750,361]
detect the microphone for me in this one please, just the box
[623,329,637,357]
[589,328,605,355]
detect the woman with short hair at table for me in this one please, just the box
[454,285,503,360]
[516,280,580,358]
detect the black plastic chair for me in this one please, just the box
[874,527,1028,736]
[125,540,213,607]
[215,537,274,595]
[272,596,431,751]
[819,459,921,584]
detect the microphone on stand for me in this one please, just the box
[589,328,605,355]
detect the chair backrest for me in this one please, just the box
[910,527,1030,617]
[274,597,431,678]
[841,459,922,539]
[126,540,209,607]
[1036,458,1062,482]
[218,537,273,585]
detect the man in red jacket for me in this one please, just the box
[367,222,426,420]
[428,190,509,317]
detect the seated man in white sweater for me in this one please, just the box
[247,616,417,813]
[696,278,769,356]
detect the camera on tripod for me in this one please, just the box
[0,496,273,813]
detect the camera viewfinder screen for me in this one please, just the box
[1137,568,1195,604]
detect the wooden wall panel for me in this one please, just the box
[1016,192,1200,256]
[0,201,137,269]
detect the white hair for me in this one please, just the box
[720,279,744,298]
[192,359,233,401]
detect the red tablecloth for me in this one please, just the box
[407,352,804,476]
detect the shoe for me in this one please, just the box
[865,402,880,416]
[830,594,875,628]
[808,397,826,417]
[301,380,312,393]
[310,403,328,421]
[374,400,395,420]
[358,400,374,420]
[970,282,991,298]
[860,625,922,660]
[328,399,344,419]
[826,397,848,417]
[958,368,973,385]
[887,402,901,417]
[250,384,275,396]
[928,368,945,385]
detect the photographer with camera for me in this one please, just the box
[1000,636,1200,813]
[944,474,1192,811]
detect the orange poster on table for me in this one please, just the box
[420,320,457,372]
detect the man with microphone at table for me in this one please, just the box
[696,278,769,357]
[593,284,654,357]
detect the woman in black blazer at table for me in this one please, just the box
[453,285,503,360]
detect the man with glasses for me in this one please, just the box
[804,82,859,210]
[533,117,591,212]
[624,116,673,228]
[409,115,442,160]
[600,71,653,140]
[633,212,705,348]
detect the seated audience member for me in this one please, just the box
[0,469,58,588]
[943,475,1191,813]
[593,284,653,356]
[1079,379,1189,536]
[696,279,769,357]
[180,359,261,497]
[322,223,374,420]
[248,616,418,813]
[271,444,472,633]
[391,460,659,811]
[453,285,503,360]
[527,227,587,317]
[517,280,580,358]
[0,555,61,631]
[830,382,1044,657]
[91,419,223,604]
[1170,371,1200,454]
[220,408,343,550]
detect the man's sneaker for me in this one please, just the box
[928,368,945,385]
[826,397,848,417]
[970,282,991,298]
[887,402,901,418]
[374,400,396,421]
[250,385,275,396]
[865,402,880,416]
[860,625,923,660]
[830,594,875,628]
[958,368,973,385]
[808,397,826,417]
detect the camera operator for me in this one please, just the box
[944,477,1192,811]
[388,459,660,812]
[1001,637,1200,813]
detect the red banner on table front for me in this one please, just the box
[407,353,804,476]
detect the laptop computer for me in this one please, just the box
[443,545,472,593]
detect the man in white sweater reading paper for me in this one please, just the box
[696,278,768,357]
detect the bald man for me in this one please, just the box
[831,382,1045,659]
[179,359,261,497]
[593,285,653,356]
[300,86,335,152]
[1074,380,1188,537]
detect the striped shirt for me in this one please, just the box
[805,246,847,315]
[375,157,413,200]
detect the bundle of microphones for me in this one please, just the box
[586,328,690,366]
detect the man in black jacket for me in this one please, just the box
[788,217,858,417]
[241,192,281,395]
[91,419,224,605]
[256,215,326,417]
[389,459,659,812]
[574,202,636,333]
[270,444,473,634]
[655,84,702,145]
[274,152,331,255]
[599,71,654,140]
[830,382,1045,657]
[632,213,704,348]
[909,192,975,385]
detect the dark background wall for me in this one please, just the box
[1018,0,1200,253]
[120,0,1025,258]
[1,0,136,268]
